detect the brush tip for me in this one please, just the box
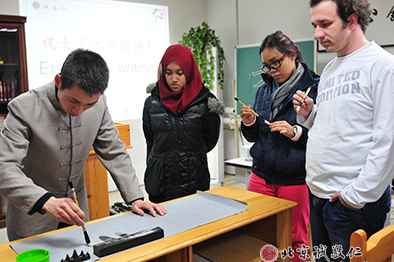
[84,230,91,244]
[234,97,239,101]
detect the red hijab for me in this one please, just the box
[158,44,203,116]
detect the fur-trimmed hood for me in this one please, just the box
[207,97,225,116]
[146,82,156,94]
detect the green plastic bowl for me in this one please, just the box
[15,249,50,262]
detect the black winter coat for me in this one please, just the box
[143,83,224,201]
[241,62,319,185]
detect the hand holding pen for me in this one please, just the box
[296,86,311,113]
[293,87,313,116]
[235,97,270,125]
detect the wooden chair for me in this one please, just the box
[350,224,394,262]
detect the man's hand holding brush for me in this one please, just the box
[43,196,85,227]
[293,88,314,117]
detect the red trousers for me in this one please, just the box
[248,172,310,262]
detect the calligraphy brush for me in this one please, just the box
[296,86,311,113]
[68,179,91,245]
[234,97,270,125]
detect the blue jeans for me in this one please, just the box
[309,186,391,262]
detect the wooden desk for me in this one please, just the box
[84,122,131,221]
[0,186,296,262]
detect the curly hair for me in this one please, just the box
[310,0,372,33]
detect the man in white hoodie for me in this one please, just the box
[293,0,394,261]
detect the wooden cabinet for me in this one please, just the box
[0,15,28,229]
[0,197,6,228]
[0,15,28,115]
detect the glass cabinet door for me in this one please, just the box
[0,28,22,102]
[0,15,28,116]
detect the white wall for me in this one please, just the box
[118,0,208,45]
[205,0,238,173]
[237,0,315,46]
[0,0,19,15]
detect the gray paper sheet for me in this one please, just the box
[10,190,247,261]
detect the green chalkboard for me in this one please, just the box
[236,40,315,112]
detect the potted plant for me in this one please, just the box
[178,22,226,90]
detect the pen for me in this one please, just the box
[296,86,311,113]
[234,97,270,125]
[68,179,91,245]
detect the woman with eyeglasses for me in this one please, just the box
[240,30,319,261]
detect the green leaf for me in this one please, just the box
[178,22,226,90]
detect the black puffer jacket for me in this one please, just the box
[143,82,224,202]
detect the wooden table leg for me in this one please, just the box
[276,209,293,262]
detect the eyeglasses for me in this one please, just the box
[261,53,288,74]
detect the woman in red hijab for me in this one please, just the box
[143,44,224,203]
